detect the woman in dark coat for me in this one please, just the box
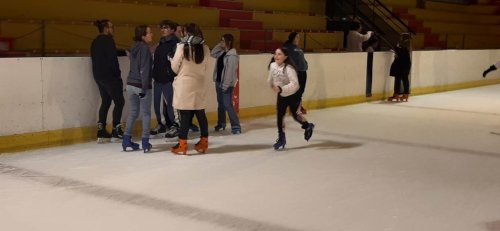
[388,33,412,102]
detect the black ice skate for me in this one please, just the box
[165,124,179,139]
[304,123,315,141]
[111,124,124,142]
[150,123,166,136]
[97,123,111,143]
[273,132,286,150]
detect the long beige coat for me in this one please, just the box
[171,43,211,110]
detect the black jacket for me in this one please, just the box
[90,34,121,82]
[152,35,179,83]
[390,46,411,77]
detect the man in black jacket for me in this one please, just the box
[150,20,179,136]
[90,19,125,143]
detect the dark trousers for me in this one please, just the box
[153,81,175,127]
[276,93,308,134]
[178,110,208,140]
[297,71,307,102]
[215,83,240,129]
[394,74,410,94]
[96,80,124,127]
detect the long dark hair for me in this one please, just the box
[268,47,297,71]
[133,25,149,42]
[284,32,298,45]
[399,33,411,50]
[222,33,234,50]
[94,19,110,33]
[183,23,205,64]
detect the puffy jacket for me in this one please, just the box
[267,62,299,97]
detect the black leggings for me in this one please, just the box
[178,110,208,139]
[96,80,125,127]
[276,93,308,134]
[297,71,307,101]
[394,73,410,94]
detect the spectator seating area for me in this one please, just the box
[0,0,344,56]
[380,0,500,49]
[0,0,498,56]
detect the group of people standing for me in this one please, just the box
[89,18,424,154]
[90,19,246,155]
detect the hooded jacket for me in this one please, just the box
[127,41,152,93]
[210,43,238,91]
[152,35,179,83]
[283,42,308,72]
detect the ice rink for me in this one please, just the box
[1,84,500,231]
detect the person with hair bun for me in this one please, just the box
[90,19,125,143]
[122,25,154,152]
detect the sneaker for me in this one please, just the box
[150,123,166,135]
[231,127,241,134]
[111,124,124,142]
[214,124,226,132]
[165,126,179,138]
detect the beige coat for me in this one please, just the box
[171,43,211,110]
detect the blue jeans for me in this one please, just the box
[215,82,240,129]
[153,81,174,127]
[125,85,152,138]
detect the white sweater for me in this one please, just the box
[347,30,373,52]
[267,62,299,97]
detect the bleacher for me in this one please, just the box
[381,0,500,49]
[0,0,345,56]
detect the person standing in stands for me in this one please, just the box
[346,22,373,52]
[283,32,308,114]
[170,23,211,155]
[268,47,315,150]
[364,36,379,52]
[483,61,499,78]
[122,25,154,152]
[90,19,125,143]
[210,33,241,134]
[388,33,412,102]
[150,20,179,137]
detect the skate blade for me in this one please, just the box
[97,138,111,144]
[110,137,122,143]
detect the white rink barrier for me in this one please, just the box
[0,49,499,152]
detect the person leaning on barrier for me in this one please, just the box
[90,19,125,143]
[346,22,373,52]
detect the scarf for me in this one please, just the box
[180,35,205,45]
